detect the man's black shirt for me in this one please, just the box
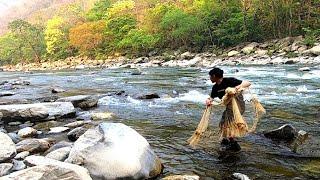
[210,77,242,99]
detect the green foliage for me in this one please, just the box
[160,7,204,48]
[86,0,112,21]
[45,16,69,59]
[118,29,159,55]
[0,33,19,64]
[8,19,46,63]
[302,27,320,47]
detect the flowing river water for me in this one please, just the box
[0,65,319,179]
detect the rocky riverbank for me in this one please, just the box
[1,36,320,72]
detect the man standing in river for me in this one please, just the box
[205,68,251,151]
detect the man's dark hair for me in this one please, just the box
[209,68,223,78]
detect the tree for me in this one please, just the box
[44,16,69,59]
[118,29,160,55]
[69,20,106,56]
[8,19,46,63]
[160,7,203,48]
[86,0,112,20]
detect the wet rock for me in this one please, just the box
[90,112,114,120]
[14,151,29,160]
[45,141,73,154]
[298,67,311,71]
[51,88,66,93]
[45,146,71,161]
[8,121,22,126]
[11,159,26,171]
[16,138,51,153]
[3,159,91,180]
[67,127,87,142]
[7,133,21,144]
[48,127,69,134]
[137,93,160,99]
[131,71,142,75]
[162,175,200,180]
[0,102,76,123]
[33,121,59,131]
[65,123,163,179]
[264,124,297,141]
[57,95,98,110]
[18,121,34,129]
[285,60,296,64]
[18,127,38,138]
[0,163,13,176]
[0,91,15,97]
[36,96,59,103]
[232,173,251,180]
[0,132,16,162]
[64,121,86,128]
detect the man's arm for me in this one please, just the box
[235,80,251,91]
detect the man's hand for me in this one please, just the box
[205,98,213,106]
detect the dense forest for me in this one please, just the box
[0,0,319,64]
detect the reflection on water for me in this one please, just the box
[0,65,319,179]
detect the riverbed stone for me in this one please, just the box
[228,50,240,57]
[264,124,297,141]
[90,112,115,120]
[0,132,16,163]
[0,102,76,123]
[162,175,200,180]
[24,155,92,178]
[67,127,87,142]
[0,163,13,176]
[65,123,163,179]
[44,142,72,156]
[14,151,29,160]
[180,51,195,60]
[51,87,65,93]
[57,95,98,109]
[2,164,91,180]
[7,133,20,144]
[18,127,38,138]
[48,127,69,134]
[11,159,26,171]
[16,138,51,153]
[308,45,320,55]
[45,146,71,161]
[137,93,160,99]
[0,91,15,97]
[64,121,86,128]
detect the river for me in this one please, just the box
[0,65,319,179]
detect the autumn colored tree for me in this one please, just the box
[69,20,106,55]
[44,16,69,59]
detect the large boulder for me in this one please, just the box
[264,124,297,141]
[0,132,16,162]
[0,163,13,176]
[57,95,98,110]
[0,102,76,123]
[65,123,163,179]
[67,127,87,142]
[2,159,91,180]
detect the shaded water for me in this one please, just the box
[0,65,320,179]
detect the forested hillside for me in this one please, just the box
[0,0,319,64]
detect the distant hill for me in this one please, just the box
[0,0,96,35]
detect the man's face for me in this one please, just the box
[210,75,218,83]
